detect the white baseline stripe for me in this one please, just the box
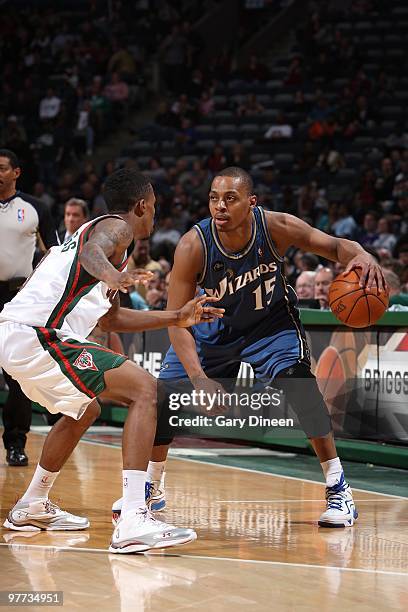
[215,499,408,503]
[170,456,408,500]
[153,553,408,577]
[0,543,106,554]
[30,434,408,500]
[0,543,406,577]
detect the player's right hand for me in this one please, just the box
[177,295,225,327]
[107,269,154,292]
[190,376,228,415]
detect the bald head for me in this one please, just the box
[382,268,400,296]
[314,267,334,309]
[295,271,316,299]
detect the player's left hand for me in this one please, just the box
[177,295,224,327]
[345,254,387,292]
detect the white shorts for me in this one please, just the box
[0,321,127,420]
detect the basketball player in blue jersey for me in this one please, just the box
[111,166,386,528]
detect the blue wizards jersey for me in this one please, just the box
[193,206,301,346]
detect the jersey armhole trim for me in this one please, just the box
[258,207,285,263]
[193,225,208,285]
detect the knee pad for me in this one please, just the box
[274,363,332,438]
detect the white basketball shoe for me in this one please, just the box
[318,473,358,528]
[3,499,90,531]
[112,476,166,526]
[109,507,196,554]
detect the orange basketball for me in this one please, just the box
[329,269,389,328]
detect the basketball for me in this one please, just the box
[329,270,389,328]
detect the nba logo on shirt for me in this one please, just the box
[17,208,25,223]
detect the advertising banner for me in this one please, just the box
[127,323,408,443]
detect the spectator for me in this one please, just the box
[301,252,320,272]
[378,158,396,201]
[154,100,180,129]
[160,24,187,92]
[33,182,55,211]
[359,211,379,247]
[2,115,27,145]
[128,239,162,299]
[89,77,111,134]
[188,69,205,99]
[298,182,318,219]
[104,72,129,119]
[39,87,61,120]
[372,217,397,252]
[256,168,282,209]
[206,145,227,174]
[264,114,293,139]
[294,90,310,113]
[396,243,408,268]
[198,91,214,116]
[74,100,95,156]
[295,271,316,299]
[145,158,167,184]
[244,53,270,82]
[145,270,167,310]
[151,217,181,257]
[128,239,162,273]
[352,95,376,129]
[107,43,137,79]
[285,57,303,86]
[383,269,408,307]
[35,120,63,188]
[59,198,89,243]
[331,203,357,239]
[314,267,334,310]
[227,144,250,170]
[176,117,197,152]
[237,93,264,117]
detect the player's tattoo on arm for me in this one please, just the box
[79,220,133,283]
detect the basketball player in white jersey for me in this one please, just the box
[0,168,224,553]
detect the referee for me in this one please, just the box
[0,149,59,466]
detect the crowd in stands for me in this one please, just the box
[124,0,408,306]
[1,0,408,310]
[0,0,203,191]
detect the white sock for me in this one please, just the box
[121,470,147,516]
[147,461,166,483]
[20,464,60,503]
[321,457,344,488]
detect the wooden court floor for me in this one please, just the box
[0,433,407,611]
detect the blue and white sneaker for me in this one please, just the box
[112,476,166,526]
[318,473,358,528]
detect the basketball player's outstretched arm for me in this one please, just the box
[268,213,386,291]
[79,218,224,331]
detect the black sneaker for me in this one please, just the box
[6,447,28,467]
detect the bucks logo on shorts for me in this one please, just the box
[73,349,99,371]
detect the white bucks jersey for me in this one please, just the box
[0,215,126,338]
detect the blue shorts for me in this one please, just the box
[159,327,310,383]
